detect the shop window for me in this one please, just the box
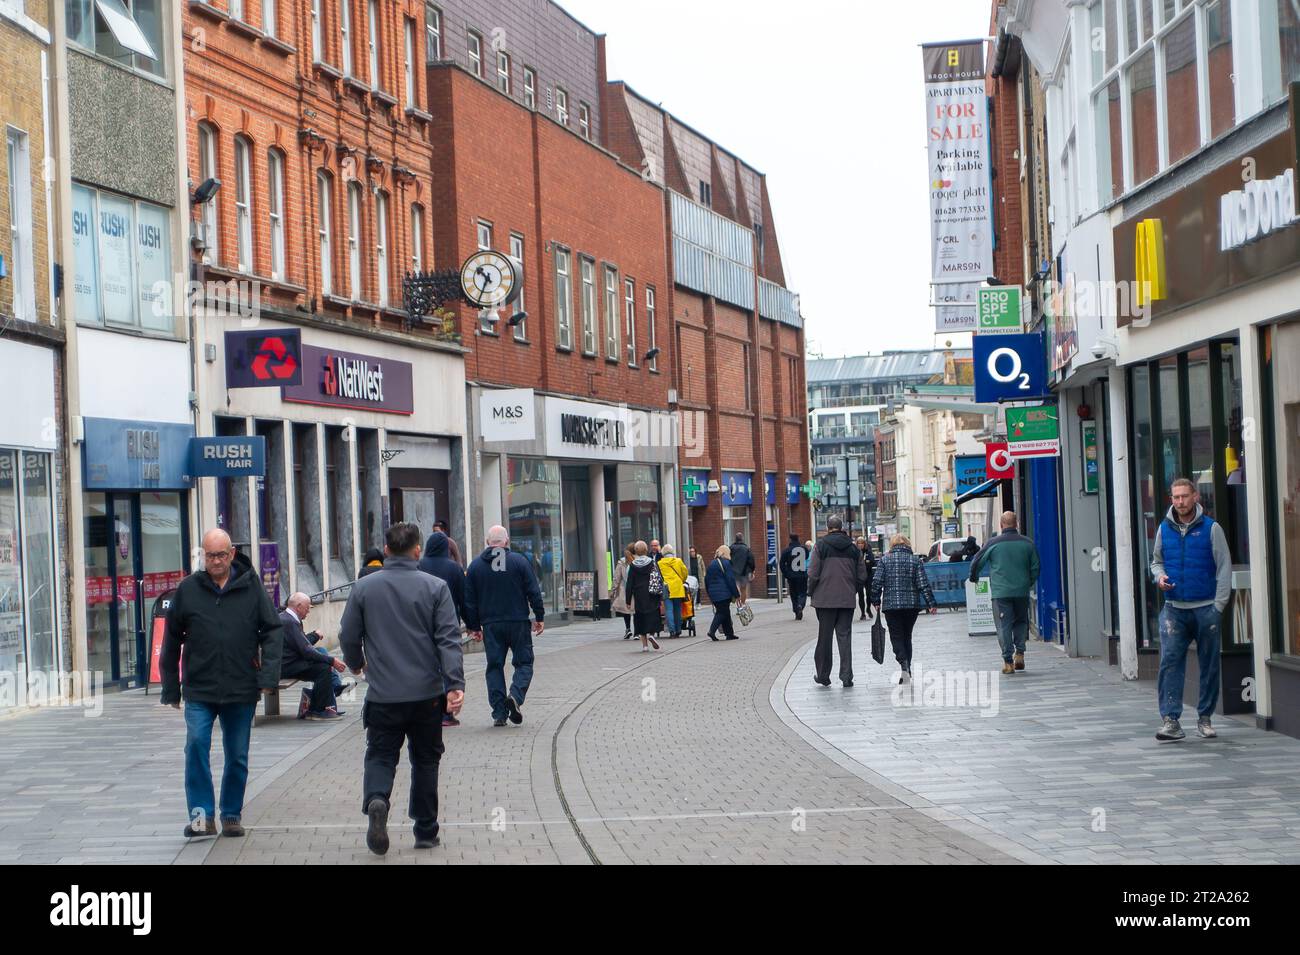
[1131,364,1160,649]
[255,419,288,594]
[616,464,661,555]
[1263,323,1300,656]
[70,183,172,333]
[723,505,749,552]
[325,425,354,582]
[506,458,562,614]
[292,422,322,591]
[0,450,60,706]
[355,428,382,554]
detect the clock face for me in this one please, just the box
[460,251,517,308]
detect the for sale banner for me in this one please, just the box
[924,41,993,286]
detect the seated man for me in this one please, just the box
[280,593,346,720]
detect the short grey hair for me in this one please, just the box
[827,515,844,531]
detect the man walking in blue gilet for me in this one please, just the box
[1151,478,1233,742]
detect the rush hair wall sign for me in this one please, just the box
[281,344,414,415]
[924,41,994,287]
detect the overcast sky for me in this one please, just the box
[558,0,991,359]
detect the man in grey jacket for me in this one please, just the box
[340,522,465,855]
[808,515,868,688]
[1150,478,1233,741]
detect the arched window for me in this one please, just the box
[267,149,285,281]
[375,189,389,306]
[197,123,219,264]
[410,203,424,271]
[316,171,333,295]
[347,180,363,300]
[233,135,253,273]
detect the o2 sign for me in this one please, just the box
[974,332,1048,403]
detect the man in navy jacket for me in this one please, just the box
[464,525,545,727]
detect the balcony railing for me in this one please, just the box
[812,426,875,440]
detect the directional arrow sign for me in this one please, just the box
[1006,404,1061,458]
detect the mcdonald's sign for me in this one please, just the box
[1134,218,1167,308]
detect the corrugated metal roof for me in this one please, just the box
[806,350,971,383]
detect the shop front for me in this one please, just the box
[1113,100,1300,732]
[474,388,678,622]
[0,338,63,710]
[200,316,468,632]
[80,418,193,688]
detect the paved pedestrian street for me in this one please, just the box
[2,602,1298,865]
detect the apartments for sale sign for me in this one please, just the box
[924,42,993,286]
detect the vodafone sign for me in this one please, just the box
[986,442,1015,479]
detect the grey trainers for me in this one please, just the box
[1197,718,1217,738]
[1156,717,1185,741]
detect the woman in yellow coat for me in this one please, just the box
[658,544,690,638]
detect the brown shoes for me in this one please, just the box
[220,818,246,837]
[183,817,218,838]
[1001,662,1015,675]
[1013,653,1025,671]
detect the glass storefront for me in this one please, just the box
[0,449,59,706]
[1262,322,1300,657]
[506,458,563,615]
[84,491,189,686]
[1129,340,1249,651]
[615,463,661,553]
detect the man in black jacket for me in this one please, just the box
[464,525,545,727]
[807,516,868,688]
[779,534,810,620]
[280,593,346,720]
[730,534,755,604]
[418,531,466,624]
[161,529,283,839]
[340,522,465,854]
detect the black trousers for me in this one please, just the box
[788,577,808,615]
[884,609,921,668]
[708,599,735,638]
[280,657,336,713]
[362,697,446,842]
[814,607,854,683]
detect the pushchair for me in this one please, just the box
[682,576,699,637]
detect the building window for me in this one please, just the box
[497,51,510,94]
[403,17,415,106]
[0,450,60,702]
[425,3,441,61]
[578,102,590,139]
[6,128,35,322]
[554,246,572,350]
[1262,322,1300,657]
[742,343,752,408]
[197,123,218,265]
[230,0,243,21]
[316,171,333,295]
[367,0,381,89]
[375,190,389,306]
[340,0,353,76]
[510,232,526,340]
[787,356,798,416]
[262,0,276,37]
[579,257,596,354]
[603,265,619,361]
[476,220,493,331]
[267,149,285,281]
[699,180,711,207]
[70,183,171,332]
[233,136,253,274]
[624,278,637,366]
[67,0,164,77]
[645,286,657,371]
[311,0,322,62]
[467,30,482,77]
[556,87,568,125]
[410,203,424,271]
[523,66,536,108]
[347,181,362,300]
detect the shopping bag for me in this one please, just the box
[871,615,886,665]
[736,603,755,627]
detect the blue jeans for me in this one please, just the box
[664,597,683,634]
[184,700,256,824]
[992,597,1030,662]
[1157,604,1222,720]
[483,622,534,721]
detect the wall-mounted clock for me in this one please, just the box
[460,251,520,308]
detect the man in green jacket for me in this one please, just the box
[161,529,284,839]
[969,512,1040,674]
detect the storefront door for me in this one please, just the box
[84,491,189,687]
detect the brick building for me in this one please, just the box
[1,0,65,710]
[183,0,469,639]
[602,76,810,595]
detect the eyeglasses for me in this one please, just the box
[205,551,233,560]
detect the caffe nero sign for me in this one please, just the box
[281,345,414,415]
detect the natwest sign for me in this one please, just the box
[282,344,414,415]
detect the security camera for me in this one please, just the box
[1092,342,1107,360]
[1092,335,1119,360]
[191,178,222,205]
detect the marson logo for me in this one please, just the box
[49,885,151,936]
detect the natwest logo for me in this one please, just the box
[320,352,386,404]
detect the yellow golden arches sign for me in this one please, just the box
[1135,218,1168,307]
